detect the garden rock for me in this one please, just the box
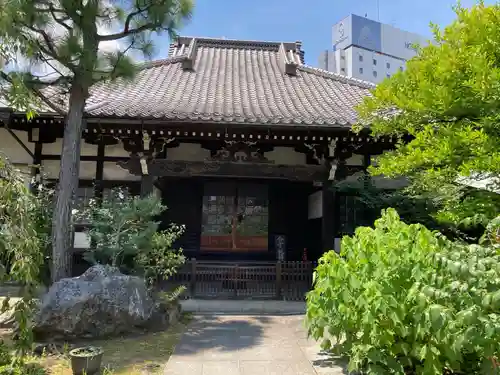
[33,265,158,339]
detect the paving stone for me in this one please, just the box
[165,315,350,375]
[164,360,203,375]
[239,360,316,374]
[202,361,240,375]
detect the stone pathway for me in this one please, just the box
[164,315,349,375]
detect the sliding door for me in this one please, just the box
[201,181,269,252]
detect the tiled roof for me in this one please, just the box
[3,37,375,128]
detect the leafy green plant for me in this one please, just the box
[0,363,47,375]
[0,155,48,358]
[135,226,185,288]
[334,176,486,242]
[0,342,10,366]
[79,189,165,270]
[306,208,500,375]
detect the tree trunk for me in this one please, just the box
[51,83,87,283]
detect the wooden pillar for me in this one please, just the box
[321,180,335,252]
[30,142,43,191]
[140,174,154,197]
[94,142,105,203]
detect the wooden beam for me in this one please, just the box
[117,158,326,182]
[40,154,128,162]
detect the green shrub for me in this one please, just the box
[0,363,46,375]
[305,208,500,375]
[78,188,185,287]
[80,189,165,269]
[0,155,48,357]
[0,342,11,366]
[135,225,186,288]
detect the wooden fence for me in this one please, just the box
[163,259,317,301]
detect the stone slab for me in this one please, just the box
[180,300,306,315]
[164,315,351,375]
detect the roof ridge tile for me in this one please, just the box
[299,65,376,89]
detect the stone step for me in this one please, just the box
[180,299,306,315]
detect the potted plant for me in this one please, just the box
[68,346,104,375]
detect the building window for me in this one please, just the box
[373,71,378,77]
[341,67,345,72]
[201,182,269,252]
[341,55,345,60]
[359,67,363,74]
[386,62,390,69]
[373,59,377,65]
[359,55,363,62]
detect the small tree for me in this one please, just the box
[79,188,185,285]
[0,0,193,282]
[357,2,500,228]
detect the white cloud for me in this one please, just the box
[2,0,140,79]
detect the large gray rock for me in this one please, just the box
[33,265,157,339]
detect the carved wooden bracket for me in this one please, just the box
[210,141,271,163]
[117,158,326,181]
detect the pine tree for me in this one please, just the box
[0,0,193,282]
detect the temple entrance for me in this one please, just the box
[155,177,317,261]
[200,181,269,253]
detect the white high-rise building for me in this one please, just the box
[318,14,428,83]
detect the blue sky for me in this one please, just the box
[157,0,493,65]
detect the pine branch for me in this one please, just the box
[49,5,73,33]
[97,22,155,41]
[0,71,66,116]
[93,42,134,83]
[20,23,60,60]
[123,4,154,33]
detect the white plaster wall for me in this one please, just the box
[12,164,33,188]
[337,170,408,189]
[265,147,306,165]
[42,139,98,156]
[104,161,140,181]
[372,175,408,189]
[167,143,210,161]
[41,160,96,179]
[74,232,90,248]
[104,142,129,157]
[345,154,364,166]
[0,129,34,164]
[334,238,342,253]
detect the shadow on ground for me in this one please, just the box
[310,349,351,374]
[174,315,269,355]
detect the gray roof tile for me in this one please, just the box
[4,37,375,128]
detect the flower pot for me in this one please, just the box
[69,346,104,375]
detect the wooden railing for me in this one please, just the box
[162,259,317,301]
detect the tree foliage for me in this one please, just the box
[78,188,185,286]
[0,0,193,282]
[334,176,488,242]
[0,155,51,360]
[306,209,500,375]
[357,2,500,226]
